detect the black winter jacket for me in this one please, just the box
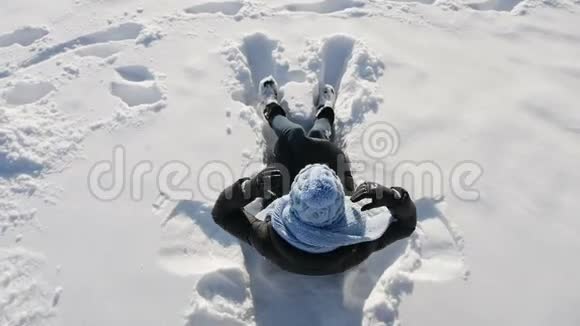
[212,178,416,275]
[212,134,417,275]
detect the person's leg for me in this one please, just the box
[307,106,334,141]
[266,102,308,178]
[308,84,336,141]
[265,102,307,148]
[308,118,332,140]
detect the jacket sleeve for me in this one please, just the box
[340,152,356,196]
[211,178,272,251]
[372,187,417,251]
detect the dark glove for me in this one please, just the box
[243,167,284,200]
[350,182,405,211]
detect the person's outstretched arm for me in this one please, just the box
[342,154,356,195]
[211,168,283,249]
[211,178,257,244]
[374,186,417,250]
[350,182,417,251]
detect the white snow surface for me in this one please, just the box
[1,0,579,325]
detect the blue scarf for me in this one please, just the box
[259,164,390,253]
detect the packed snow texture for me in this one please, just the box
[0,248,56,326]
[1,0,579,326]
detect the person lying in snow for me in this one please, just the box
[212,76,417,275]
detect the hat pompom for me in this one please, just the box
[301,176,339,208]
[289,164,345,227]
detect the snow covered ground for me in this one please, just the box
[1,0,579,325]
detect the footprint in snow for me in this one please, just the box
[0,26,48,47]
[184,1,244,16]
[467,0,524,12]
[1,80,55,106]
[21,23,144,70]
[74,43,122,59]
[186,267,255,326]
[115,65,155,82]
[282,0,365,14]
[110,65,165,108]
[0,23,145,80]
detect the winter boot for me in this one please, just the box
[259,76,285,123]
[316,84,336,124]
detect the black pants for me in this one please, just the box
[270,110,333,141]
[267,104,352,193]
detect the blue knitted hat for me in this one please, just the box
[261,164,390,253]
